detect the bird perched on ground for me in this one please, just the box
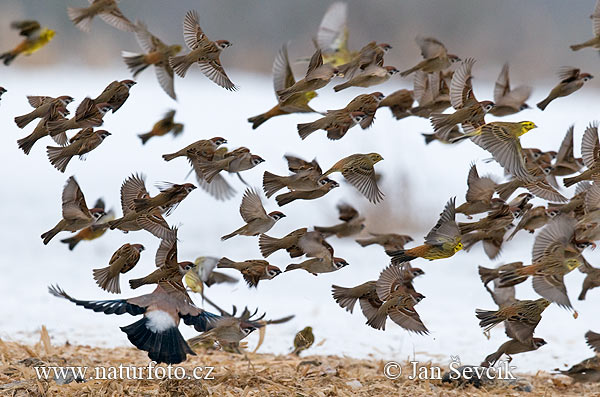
[122,22,181,99]
[50,283,219,364]
[46,101,113,136]
[277,49,339,102]
[169,10,236,90]
[564,122,600,187]
[555,330,600,382]
[248,44,320,129]
[400,36,460,77]
[184,256,237,294]
[67,0,135,32]
[489,63,532,117]
[320,153,384,203]
[46,128,111,173]
[129,233,194,290]
[292,326,315,356]
[476,298,551,343]
[217,257,281,287]
[93,243,144,294]
[355,232,413,252]
[138,110,183,144]
[333,65,398,92]
[221,188,285,240]
[378,89,414,120]
[537,68,593,110]
[314,203,365,238]
[107,174,175,240]
[363,263,428,334]
[312,2,355,66]
[451,121,538,182]
[60,199,113,250]
[14,95,74,129]
[430,58,495,140]
[275,179,339,206]
[455,164,502,218]
[41,176,106,245]
[0,20,55,65]
[387,197,462,264]
[570,0,600,52]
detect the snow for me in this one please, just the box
[0,66,598,373]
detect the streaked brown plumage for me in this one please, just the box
[537,68,593,110]
[320,153,384,203]
[67,0,135,32]
[46,128,111,172]
[217,257,281,287]
[93,243,145,294]
[138,110,183,144]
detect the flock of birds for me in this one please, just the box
[3,0,600,381]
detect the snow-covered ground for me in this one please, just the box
[1,66,598,374]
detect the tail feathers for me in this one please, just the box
[475,309,501,330]
[220,229,239,240]
[498,270,528,287]
[262,171,286,198]
[162,152,180,161]
[563,176,579,188]
[169,56,192,78]
[248,113,269,129]
[120,317,195,365]
[331,285,358,313]
[41,226,61,245]
[216,257,236,268]
[496,181,518,201]
[67,7,92,32]
[333,82,351,92]
[17,133,40,155]
[297,122,318,140]
[93,266,120,294]
[536,97,551,111]
[385,249,416,264]
[0,52,17,66]
[275,192,295,207]
[129,277,147,290]
[60,236,81,251]
[481,350,503,367]
[578,286,588,301]
[400,66,417,78]
[570,44,585,51]
[47,146,71,172]
[258,234,281,257]
[138,132,153,145]
[355,238,373,247]
[14,113,36,129]
[285,263,302,272]
[108,218,123,230]
[365,307,387,330]
[46,120,69,136]
[421,133,436,145]
[477,266,498,286]
[121,51,149,77]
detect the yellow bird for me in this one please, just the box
[387,197,463,263]
[451,121,537,181]
[1,21,55,65]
